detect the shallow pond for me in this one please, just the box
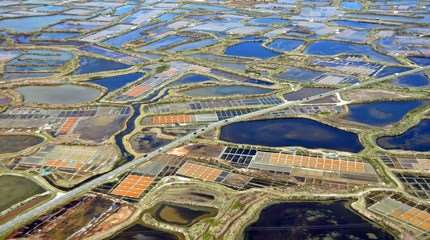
[130,132,171,154]
[277,68,323,82]
[332,20,387,29]
[73,56,131,75]
[180,85,272,97]
[0,15,79,33]
[377,119,430,152]
[249,17,289,26]
[267,39,304,52]
[284,87,334,101]
[0,135,43,154]
[89,72,144,92]
[305,40,397,64]
[225,41,280,59]
[172,74,215,85]
[167,39,217,52]
[139,35,189,51]
[153,203,217,226]
[17,85,101,105]
[220,118,363,153]
[244,201,394,240]
[0,175,46,212]
[345,100,423,126]
[37,32,79,41]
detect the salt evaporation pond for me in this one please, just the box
[180,85,272,97]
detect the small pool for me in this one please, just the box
[341,2,363,10]
[377,119,430,152]
[225,41,280,59]
[220,118,363,153]
[249,17,289,26]
[345,100,423,126]
[152,203,217,226]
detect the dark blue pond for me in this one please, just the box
[305,40,397,64]
[393,72,430,88]
[225,41,280,59]
[374,66,412,78]
[408,56,430,66]
[89,72,144,92]
[346,100,423,126]
[172,74,214,85]
[113,224,178,240]
[244,201,394,240]
[377,119,430,152]
[220,118,364,153]
[73,56,131,75]
[267,39,304,52]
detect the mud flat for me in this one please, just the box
[0,175,46,212]
[0,135,43,154]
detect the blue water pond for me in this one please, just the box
[220,118,364,152]
[377,119,430,152]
